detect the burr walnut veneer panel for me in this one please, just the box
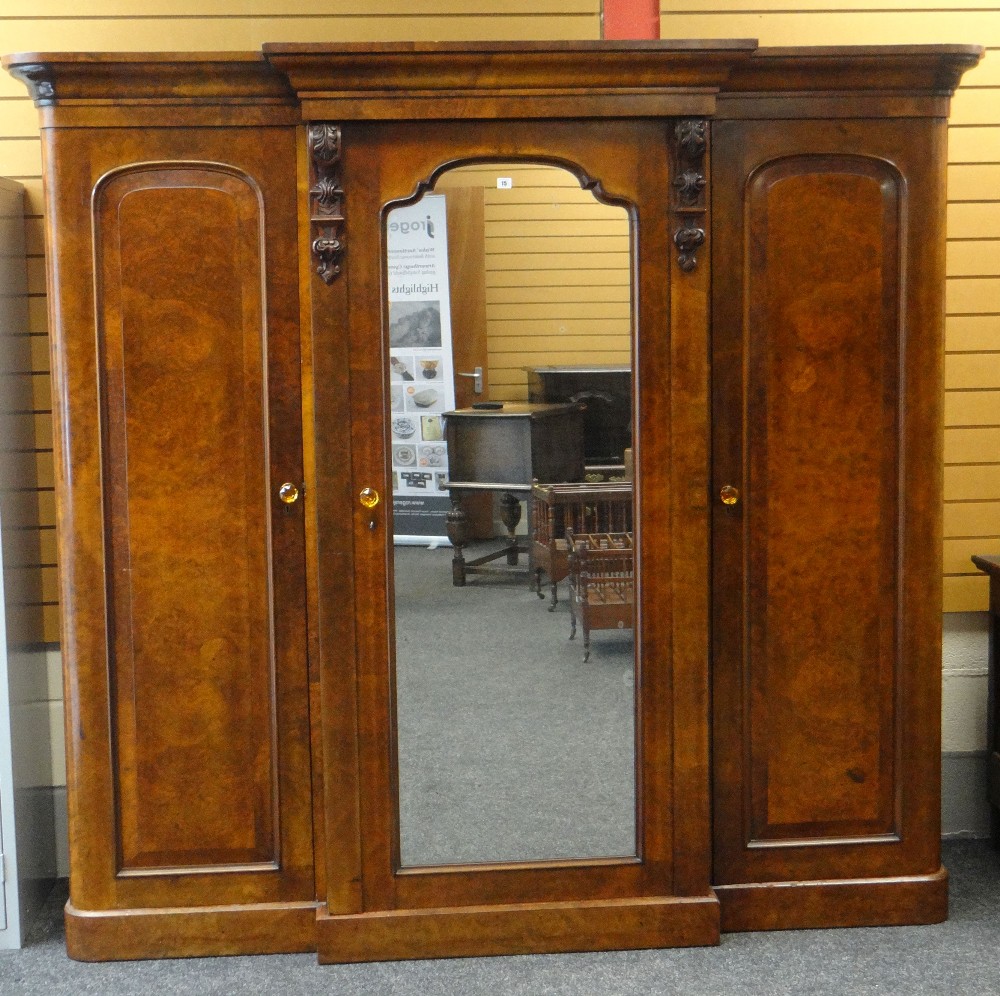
[744,158,901,843]
[97,167,278,872]
[18,118,317,957]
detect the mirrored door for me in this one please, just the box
[317,116,711,917]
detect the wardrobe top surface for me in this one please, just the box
[2,41,986,63]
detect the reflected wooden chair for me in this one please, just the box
[566,530,634,662]
[530,481,632,609]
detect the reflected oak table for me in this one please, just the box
[443,402,584,585]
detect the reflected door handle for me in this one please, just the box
[456,366,484,394]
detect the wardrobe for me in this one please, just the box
[2,40,982,962]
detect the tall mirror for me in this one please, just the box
[384,162,637,868]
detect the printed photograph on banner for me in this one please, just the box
[420,415,444,441]
[399,470,434,491]
[418,444,447,469]
[390,355,416,381]
[392,444,417,468]
[416,356,442,382]
[404,384,443,413]
[390,415,418,441]
[389,300,442,348]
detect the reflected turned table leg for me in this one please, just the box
[447,493,470,586]
[444,486,530,585]
[972,554,1000,845]
[499,491,522,566]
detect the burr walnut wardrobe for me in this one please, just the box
[3,40,982,962]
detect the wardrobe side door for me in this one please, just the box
[49,126,314,919]
[711,117,946,892]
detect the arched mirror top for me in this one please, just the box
[382,155,638,223]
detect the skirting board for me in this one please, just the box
[942,751,991,838]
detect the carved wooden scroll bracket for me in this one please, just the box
[8,64,56,105]
[308,123,345,284]
[674,225,706,272]
[671,119,708,273]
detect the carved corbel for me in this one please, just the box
[9,64,56,105]
[670,119,708,273]
[673,169,707,206]
[308,124,345,284]
[675,119,707,161]
[674,227,706,273]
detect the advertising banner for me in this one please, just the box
[386,194,455,541]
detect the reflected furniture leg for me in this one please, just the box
[499,491,522,566]
[568,541,578,642]
[446,494,470,586]
[444,486,531,582]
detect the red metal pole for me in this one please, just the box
[602,0,660,39]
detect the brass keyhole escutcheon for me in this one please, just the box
[720,484,740,506]
[278,482,300,505]
[359,487,381,509]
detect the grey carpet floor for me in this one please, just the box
[1,841,999,995]
[394,543,635,866]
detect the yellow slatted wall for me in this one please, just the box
[1,3,995,646]
[0,1,602,645]
[437,163,631,401]
[0,178,43,650]
[662,2,1000,612]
